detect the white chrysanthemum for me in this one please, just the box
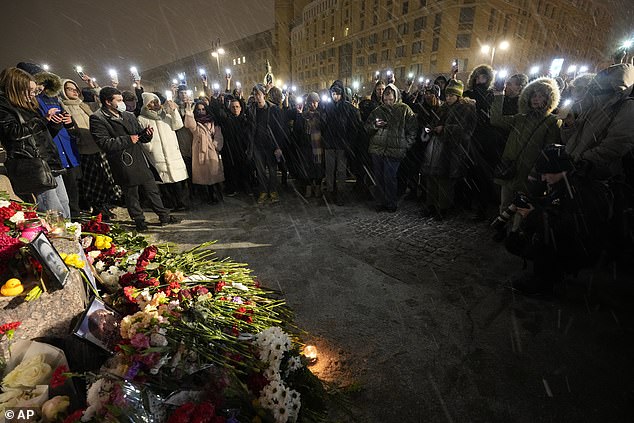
[287,356,302,373]
[82,378,113,421]
[126,253,141,264]
[94,260,106,272]
[0,200,11,208]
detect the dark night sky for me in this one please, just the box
[1,0,274,82]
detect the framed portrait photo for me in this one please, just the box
[72,297,122,354]
[29,231,70,290]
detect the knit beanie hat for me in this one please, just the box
[142,92,160,107]
[16,62,43,76]
[445,79,464,97]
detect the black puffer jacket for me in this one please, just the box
[321,81,363,151]
[0,94,64,173]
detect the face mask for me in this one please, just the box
[116,102,127,113]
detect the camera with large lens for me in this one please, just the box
[490,193,532,231]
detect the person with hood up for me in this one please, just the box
[365,83,418,212]
[320,80,363,205]
[490,77,562,237]
[183,101,224,204]
[30,69,83,220]
[463,64,497,220]
[0,67,70,216]
[504,145,612,296]
[562,63,634,179]
[60,77,122,219]
[420,79,476,220]
[137,92,189,211]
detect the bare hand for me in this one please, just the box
[296,103,304,113]
[46,108,61,120]
[130,135,139,143]
[375,119,387,128]
[61,113,73,125]
[165,100,177,112]
[145,126,154,137]
[184,102,194,114]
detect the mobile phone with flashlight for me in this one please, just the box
[451,59,459,74]
[74,66,86,79]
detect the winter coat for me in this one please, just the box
[290,108,325,180]
[36,94,80,169]
[421,98,476,178]
[563,64,634,178]
[89,108,155,187]
[183,113,225,185]
[0,94,64,173]
[138,108,188,184]
[365,84,418,160]
[321,81,363,151]
[246,101,287,156]
[491,77,562,192]
[60,79,101,155]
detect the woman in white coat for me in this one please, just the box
[137,92,190,210]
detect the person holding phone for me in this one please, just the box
[365,84,418,213]
[0,67,70,216]
[18,65,82,220]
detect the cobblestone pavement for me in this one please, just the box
[128,187,634,423]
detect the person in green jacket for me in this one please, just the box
[491,77,562,215]
[365,83,418,212]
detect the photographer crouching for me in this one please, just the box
[503,144,612,296]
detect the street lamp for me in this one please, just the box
[211,47,225,78]
[530,66,540,76]
[481,40,510,66]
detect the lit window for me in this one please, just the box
[238,58,241,64]
[243,56,246,63]
[233,59,236,65]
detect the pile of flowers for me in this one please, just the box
[0,196,330,422]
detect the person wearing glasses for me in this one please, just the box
[60,77,122,220]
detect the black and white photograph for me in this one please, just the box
[29,231,70,289]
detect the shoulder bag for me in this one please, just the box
[5,110,57,195]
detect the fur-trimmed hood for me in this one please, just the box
[34,71,63,97]
[518,77,561,115]
[467,64,494,90]
[384,83,401,103]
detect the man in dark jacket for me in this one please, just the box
[321,80,363,205]
[215,97,252,195]
[89,87,179,232]
[464,64,497,220]
[247,84,287,205]
[505,144,612,296]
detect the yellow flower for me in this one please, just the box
[94,235,113,250]
[2,354,52,388]
[60,253,84,269]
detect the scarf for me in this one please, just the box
[140,106,166,121]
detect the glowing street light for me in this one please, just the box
[352,81,360,91]
[108,69,118,84]
[42,64,50,71]
[497,69,509,79]
[481,40,510,66]
[211,47,225,78]
[530,66,540,76]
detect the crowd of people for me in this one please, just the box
[0,52,633,296]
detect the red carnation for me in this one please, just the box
[119,272,135,287]
[0,321,21,336]
[123,286,138,303]
[214,281,226,293]
[0,207,16,220]
[139,245,158,262]
[0,225,10,233]
[8,202,22,211]
[24,211,38,219]
[50,365,69,388]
